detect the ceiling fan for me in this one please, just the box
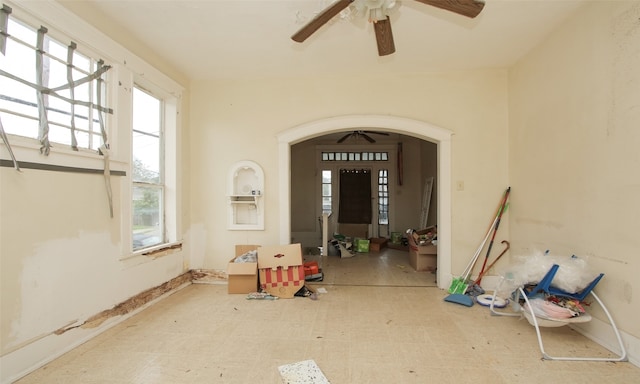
[291,0,486,56]
[337,130,390,143]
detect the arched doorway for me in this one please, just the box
[277,115,453,289]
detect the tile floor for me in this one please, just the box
[303,248,437,287]
[15,249,640,384]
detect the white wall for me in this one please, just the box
[508,1,640,360]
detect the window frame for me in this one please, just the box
[131,85,165,251]
[0,7,112,162]
[321,169,332,214]
[128,77,179,256]
[1,1,184,261]
[377,168,389,225]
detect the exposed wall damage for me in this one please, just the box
[54,271,193,335]
[191,269,227,284]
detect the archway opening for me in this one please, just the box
[278,115,453,289]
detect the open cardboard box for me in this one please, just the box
[407,227,437,272]
[258,243,305,298]
[227,245,260,294]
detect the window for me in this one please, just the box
[378,169,389,225]
[132,87,164,251]
[322,151,389,162]
[321,170,332,212]
[1,2,182,258]
[0,13,110,153]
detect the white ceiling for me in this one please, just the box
[61,0,588,81]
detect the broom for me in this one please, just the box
[446,188,510,295]
[447,213,497,295]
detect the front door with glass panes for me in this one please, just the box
[319,149,394,240]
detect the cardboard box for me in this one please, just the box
[227,245,259,294]
[368,237,388,252]
[258,244,305,299]
[407,227,437,272]
[408,246,437,272]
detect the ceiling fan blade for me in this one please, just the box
[363,131,390,136]
[362,133,376,143]
[337,133,352,143]
[291,0,355,43]
[414,0,485,19]
[373,16,395,56]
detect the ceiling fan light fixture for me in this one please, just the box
[353,0,396,22]
[369,7,385,22]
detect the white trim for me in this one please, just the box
[277,115,453,289]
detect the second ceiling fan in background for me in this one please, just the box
[291,0,486,56]
[337,130,390,143]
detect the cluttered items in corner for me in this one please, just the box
[406,226,437,272]
[487,250,627,362]
[446,187,510,305]
[327,234,354,258]
[328,236,389,255]
[494,250,604,322]
[228,243,321,300]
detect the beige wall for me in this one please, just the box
[4,1,638,381]
[189,70,509,272]
[508,1,640,342]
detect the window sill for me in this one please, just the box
[120,241,183,265]
[1,134,128,173]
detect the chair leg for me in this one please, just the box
[489,277,521,317]
[584,291,628,362]
[521,288,628,362]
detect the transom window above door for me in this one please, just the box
[322,151,389,162]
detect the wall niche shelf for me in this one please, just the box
[228,161,264,230]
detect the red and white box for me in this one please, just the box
[257,244,305,298]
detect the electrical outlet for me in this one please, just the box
[456,181,464,191]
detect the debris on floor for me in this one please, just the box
[295,286,318,300]
[278,359,330,384]
[328,235,354,258]
[246,292,278,300]
[304,261,324,282]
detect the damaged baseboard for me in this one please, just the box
[191,268,227,284]
[56,271,194,335]
[60,268,228,336]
